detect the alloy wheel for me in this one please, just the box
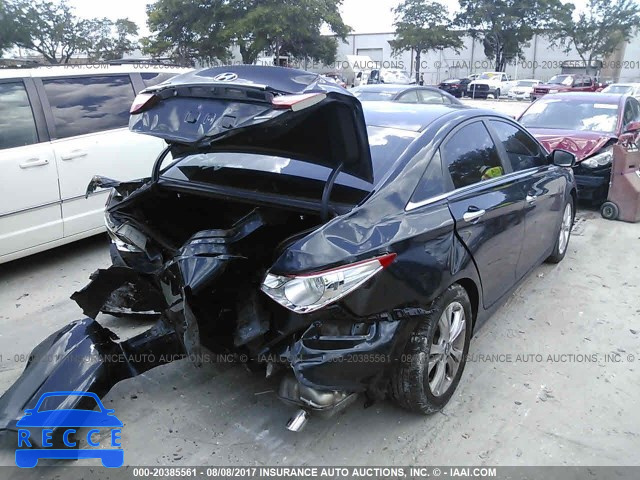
[427,301,466,397]
[558,202,572,255]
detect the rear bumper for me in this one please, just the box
[283,313,416,393]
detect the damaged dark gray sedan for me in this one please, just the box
[0,66,578,434]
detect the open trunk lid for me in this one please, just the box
[129,65,374,183]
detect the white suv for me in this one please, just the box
[0,64,189,264]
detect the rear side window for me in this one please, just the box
[0,82,38,150]
[410,150,446,203]
[43,75,135,139]
[397,90,419,104]
[141,72,178,87]
[419,90,448,104]
[442,121,504,189]
[489,120,547,171]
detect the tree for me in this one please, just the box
[7,0,92,63]
[144,0,233,66]
[455,0,572,72]
[4,0,139,63]
[233,0,351,65]
[86,18,139,61]
[390,0,463,84]
[0,0,18,55]
[551,0,640,66]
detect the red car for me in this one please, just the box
[531,74,599,101]
[518,92,640,204]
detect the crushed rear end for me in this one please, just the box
[0,66,409,433]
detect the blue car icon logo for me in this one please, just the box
[15,391,123,468]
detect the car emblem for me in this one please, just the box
[213,72,238,82]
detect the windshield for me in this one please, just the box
[478,73,501,80]
[352,90,397,101]
[548,75,573,86]
[602,85,634,94]
[516,80,537,87]
[519,98,619,133]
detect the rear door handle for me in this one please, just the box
[19,158,49,169]
[60,149,88,161]
[463,209,486,223]
[526,195,538,204]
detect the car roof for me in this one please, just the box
[535,92,626,104]
[605,82,640,87]
[0,64,190,80]
[362,101,497,132]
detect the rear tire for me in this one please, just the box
[600,201,619,220]
[391,284,472,414]
[547,198,574,264]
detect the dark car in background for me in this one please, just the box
[0,66,577,434]
[531,74,599,101]
[351,84,462,105]
[438,78,472,98]
[518,92,640,204]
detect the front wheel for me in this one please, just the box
[391,284,472,414]
[546,198,574,264]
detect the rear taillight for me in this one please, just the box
[130,93,159,114]
[261,253,396,313]
[272,93,327,112]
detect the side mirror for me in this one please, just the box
[551,149,576,167]
[624,121,640,133]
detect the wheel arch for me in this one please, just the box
[454,278,480,331]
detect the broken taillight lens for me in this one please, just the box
[130,93,160,114]
[261,253,396,313]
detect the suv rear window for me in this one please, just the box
[43,75,135,139]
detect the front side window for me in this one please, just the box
[490,120,547,171]
[43,75,135,139]
[623,98,640,126]
[0,82,38,150]
[442,121,504,189]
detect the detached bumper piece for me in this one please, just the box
[0,318,183,440]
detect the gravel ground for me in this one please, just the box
[0,206,639,476]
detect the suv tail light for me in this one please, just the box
[261,253,396,313]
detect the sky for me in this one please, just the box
[65,0,402,36]
[65,0,589,37]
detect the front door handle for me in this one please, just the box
[60,149,88,161]
[19,158,49,169]
[526,195,538,204]
[463,209,486,223]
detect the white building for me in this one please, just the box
[299,31,640,85]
